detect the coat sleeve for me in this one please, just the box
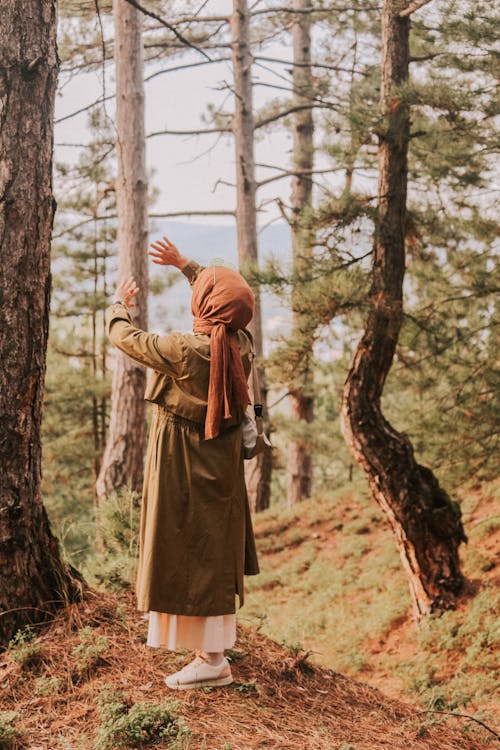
[181,260,205,287]
[106,303,184,377]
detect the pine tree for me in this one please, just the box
[0,0,79,645]
[340,0,466,618]
[96,0,149,502]
[285,0,316,506]
[231,0,273,512]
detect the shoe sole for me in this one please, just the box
[165,675,233,690]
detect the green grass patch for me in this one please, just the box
[242,480,499,721]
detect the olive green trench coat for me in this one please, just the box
[106,262,259,617]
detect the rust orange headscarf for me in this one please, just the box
[192,266,255,440]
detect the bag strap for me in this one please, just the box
[250,354,264,434]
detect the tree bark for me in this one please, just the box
[231,0,272,512]
[286,0,315,506]
[0,0,79,645]
[95,0,149,502]
[340,0,465,619]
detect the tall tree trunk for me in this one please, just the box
[95,0,149,502]
[231,0,272,512]
[340,0,465,619]
[0,0,79,645]
[286,0,315,506]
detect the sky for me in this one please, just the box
[53,0,344,233]
[56,20,295,227]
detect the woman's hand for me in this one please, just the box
[112,276,140,307]
[148,236,189,269]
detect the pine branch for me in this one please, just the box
[161,14,230,24]
[256,167,344,188]
[212,178,236,192]
[150,210,235,217]
[250,4,379,16]
[122,0,212,60]
[147,126,231,138]
[145,57,230,83]
[144,40,232,52]
[55,94,114,124]
[256,103,334,129]
[251,79,341,111]
[399,0,433,17]
[53,209,236,238]
[56,57,230,124]
[255,54,367,76]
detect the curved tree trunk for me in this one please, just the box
[231,0,272,512]
[340,0,465,619]
[95,0,149,502]
[0,0,79,645]
[286,0,315,506]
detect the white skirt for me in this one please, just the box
[147,611,237,652]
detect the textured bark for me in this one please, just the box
[340,0,465,619]
[0,0,79,645]
[231,0,272,512]
[286,0,315,506]
[95,0,149,502]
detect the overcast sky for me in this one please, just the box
[53,0,345,232]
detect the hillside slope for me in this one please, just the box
[0,590,495,750]
[244,481,500,727]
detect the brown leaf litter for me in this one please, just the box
[0,588,496,750]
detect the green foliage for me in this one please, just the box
[94,686,189,750]
[43,109,117,568]
[42,338,107,567]
[233,680,259,695]
[72,627,110,682]
[258,0,500,499]
[34,676,64,697]
[0,712,23,750]
[84,489,141,591]
[8,627,42,670]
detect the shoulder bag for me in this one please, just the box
[243,355,272,460]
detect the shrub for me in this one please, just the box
[84,489,140,591]
[94,686,189,749]
[0,712,23,749]
[35,676,63,696]
[72,627,110,682]
[8,626,42,670]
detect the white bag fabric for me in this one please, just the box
[242,410,271,460]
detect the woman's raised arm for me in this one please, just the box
[107,276,183,376]
[148,235,204,287]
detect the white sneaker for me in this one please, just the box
[165,655,233,690]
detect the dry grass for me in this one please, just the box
[0,589,496,750]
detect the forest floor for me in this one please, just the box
[0,588,497,750]
[244,478,500,729]
[0,480,498,749]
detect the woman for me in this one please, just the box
[107,236,259,690]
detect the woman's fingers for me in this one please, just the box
[114,275,140,305]
[147,237,184,269]
[148,247,166,264]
